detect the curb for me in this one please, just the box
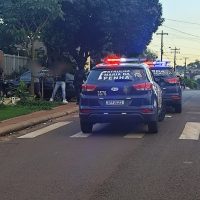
[0,107,78,137]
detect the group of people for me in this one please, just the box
[49,64,87,104]
[0,62,87,105]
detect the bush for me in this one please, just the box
[15,81,31,102]
[183,78,198,89]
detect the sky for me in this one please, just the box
[148,0,200,65]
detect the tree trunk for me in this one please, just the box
[30,40,35,96]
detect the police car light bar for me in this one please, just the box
[120,58,147,63]
[102,55,147,65]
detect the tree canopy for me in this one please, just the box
[0,0,63,56]
[44,0,163,65]
[0,0,163,66]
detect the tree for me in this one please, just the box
[44,0,163,67]
[0,0,63,94]
[143,49,158,60]
[188,60,200,69]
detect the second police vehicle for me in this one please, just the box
[79,56,166,134]
[149,60,182,113]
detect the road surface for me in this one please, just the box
[1,90,200,200]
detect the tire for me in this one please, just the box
[174,103,182,113]
[80,120,93,133]
[147,99,159,133]
[148,121,158,134]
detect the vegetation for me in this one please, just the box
[143,49,158,60]
[0,0,163,67]
[183,78,198,89]
[44,0,163,65]
[188,60,200,69]
[0,100,61,121]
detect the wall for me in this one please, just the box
[3,54,29,76]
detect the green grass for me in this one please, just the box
[0,101,62,121]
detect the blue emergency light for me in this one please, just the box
[153,60,170,67]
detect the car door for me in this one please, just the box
[146,68,162,109]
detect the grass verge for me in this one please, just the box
[0,101,62,121]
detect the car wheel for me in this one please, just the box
[174,103,182,113]
[80,120,93,133]
[148,121,158,134]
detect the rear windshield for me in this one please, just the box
[87,68,147,83]
[151,68,175,77]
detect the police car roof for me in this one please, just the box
[93,63,147,70]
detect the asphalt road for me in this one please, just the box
[1,90,200,200]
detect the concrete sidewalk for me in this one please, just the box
[0,103,78,136]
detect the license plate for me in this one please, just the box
[106,100,125,106]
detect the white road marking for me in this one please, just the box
[70,132,92,138]
[18,122,71,139]
[183,161,193,165]
[186,112,200,115]
[165,115,172,118]
[179,122,200,140]
[124,133,145,139]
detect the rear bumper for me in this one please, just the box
[163,94,182,105]
[79,107,157,124]
[164,95,182,106]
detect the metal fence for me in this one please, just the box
[3,54,29,76]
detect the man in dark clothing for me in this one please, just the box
[0,67,4,97]
[74,67,86,104]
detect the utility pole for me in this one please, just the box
[184,57,189,78]
[157,30,168,61]
[170,47,180,71]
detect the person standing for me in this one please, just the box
[32,62,42,99]
[50,63,68,104]
[0,66,4,97]
[73,67,86,104]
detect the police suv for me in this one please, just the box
[79,56,166,134]
[150,61,182,113]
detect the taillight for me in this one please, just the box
[133,82,153,91]
[80,109,91,114]
[165,78,179,84]
[141,108,154,113]
[82,84,97,92]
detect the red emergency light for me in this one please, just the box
[143,60,155,68]
[103,55,121,65]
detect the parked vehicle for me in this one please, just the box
[79,56,166,134]
[5,70,76,101]
[150,66,182,113]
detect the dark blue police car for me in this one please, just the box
[79,56,166,134]
[150,64,182,113]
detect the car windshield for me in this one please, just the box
[87,68,147,83]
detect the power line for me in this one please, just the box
[166,18,200,26]
[163,25,200,38]
[167,33,200,42]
